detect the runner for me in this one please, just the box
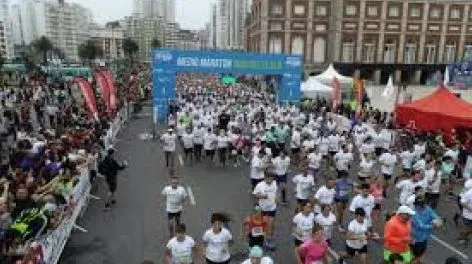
[165,224,198,264]
[295,223,330,264]
[181,127,194,163]
[241,246,274,264]
[162,176,188,237]
[383,205,415,264]
[411,198,442,263]
[272,150,290,205]
[292,202,316,246]
[338,208,372,264]
[314,204,337,245]
[252,172,278,250]
[292,163,315,210]
[202,213,233,264]
[243,206,270,248]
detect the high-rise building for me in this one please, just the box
[164,22,180,48]
[90,23,125,61]
[121,16,166,62]
[0,0,13,58]
[133,0,175,22]
[216,0,250,50]
[246,0,472,84]
[44,0,93,62]
[209,3,217,49]
[11,0,46,47]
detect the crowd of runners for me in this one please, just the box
[157,73,472,264]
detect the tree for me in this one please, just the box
[78,40,103,65]
[32,36,53,64]
[151,38,162,49]
[123,38,139,59]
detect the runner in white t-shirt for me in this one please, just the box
[271,151,290,204]
[202,213,233,264]
[292,202,315,246]
[160,128,177,168]
[162,176,188,236]
[165,224,197,264]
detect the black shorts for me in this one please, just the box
[383,173,392,181]
[375,147,383,157]
[167,211,182,222]
[329,151,337,157]
[206,258,230,264]
[248,235,264,248]
[276,174,287,183]
[373,203,381,210]
[184,148,193,154]
[463,217,472,227]
[262,210,276,218]
[411,241,428,257]
[345,244,368,256]
[205,149,215,156]
[291,148,300,154]
[335,196,349,204]
[106,176,117,193]
[337,170,348,178]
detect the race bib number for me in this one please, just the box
[252,226,264,236]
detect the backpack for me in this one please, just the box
[98,157,109,175]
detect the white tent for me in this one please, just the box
[382,75,395,98]
[314,64,353,83]
[301,76,333,98]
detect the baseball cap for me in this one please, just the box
[396,205,416,216]
[249,246,264,258]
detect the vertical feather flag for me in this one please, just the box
[101,70,118,111]
[93,70,111,114]
[332,77,341,111]
[354,78,364,118]
[72,77,98,120]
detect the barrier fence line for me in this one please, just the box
[37,104,132,264]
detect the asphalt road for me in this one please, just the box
[60,106,472,264]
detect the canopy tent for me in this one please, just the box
[314,64,353,83]
[396,85,472,132]
[301,76,332,98]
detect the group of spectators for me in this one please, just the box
[0,71,123,263]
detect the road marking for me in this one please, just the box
[187,187,196,205]
[178,155,184,166]
[431,235,469,260]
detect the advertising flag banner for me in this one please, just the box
[72,77,98,119]
[93,70,111,113]
[102,70,118,111]
[332,77,341,111]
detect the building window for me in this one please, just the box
[269,36,282,53]
[270,22,283,30]
[464,45,472,60]
[388,6,399,17]
[363,43,376,63]
[404,43,417,64]
[294,5,306,15]
[271,4,283,15]
[345,5,357,16]
[444,44,456,63]
[450,8,461,19]
[367,6,378,17]
[315,5,327,16]
[430,8,440,18]
[384,42,396,63]
[313,37,326,63]
[342,41,355,63]
[425,44,436,64]
[409,7,421,18]
[291,36,304,55]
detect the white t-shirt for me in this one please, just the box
[461,188,472,220]
[378,130,392,149]
[318,137,329,155]
[293,212,315,241]
[413,159,426,172]
[314,185,336,205]
[302,139,316,151]
[307,152,322,169]
[250,156,265,180]
[293,174,315,200]
[327,135,340,152]
[334,152,353,171]
[241,257,273,264]
[166,235,195,264]
[203,133,217,150]
[161,133,177,152]
[396,179,415,205]
[346,219,369,249]
[360,142,375,155]
[444,149,460,162]
[400,151,416,169]
[379,152,397,176]
[315,212,337,239]
[181,133,195,149]
[425,168,441,194]
[253,181,278,211]
[272,156,290,176]
[349,194,375,226]
[193,128,204,145]
[359,158,374,177]
[414,144,426,159]
[217,135,230,148]
[291,131,301,149]
[202,228,232,262]
[162,186,188,213]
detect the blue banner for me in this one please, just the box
[152,49,302,122]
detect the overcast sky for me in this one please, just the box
[13,0,215,30]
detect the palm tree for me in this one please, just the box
[123,37,139,65]
[151,38,162,49]
[78,40,103,66]
[32,36,53,64]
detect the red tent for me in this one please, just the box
[396,85,472,132]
